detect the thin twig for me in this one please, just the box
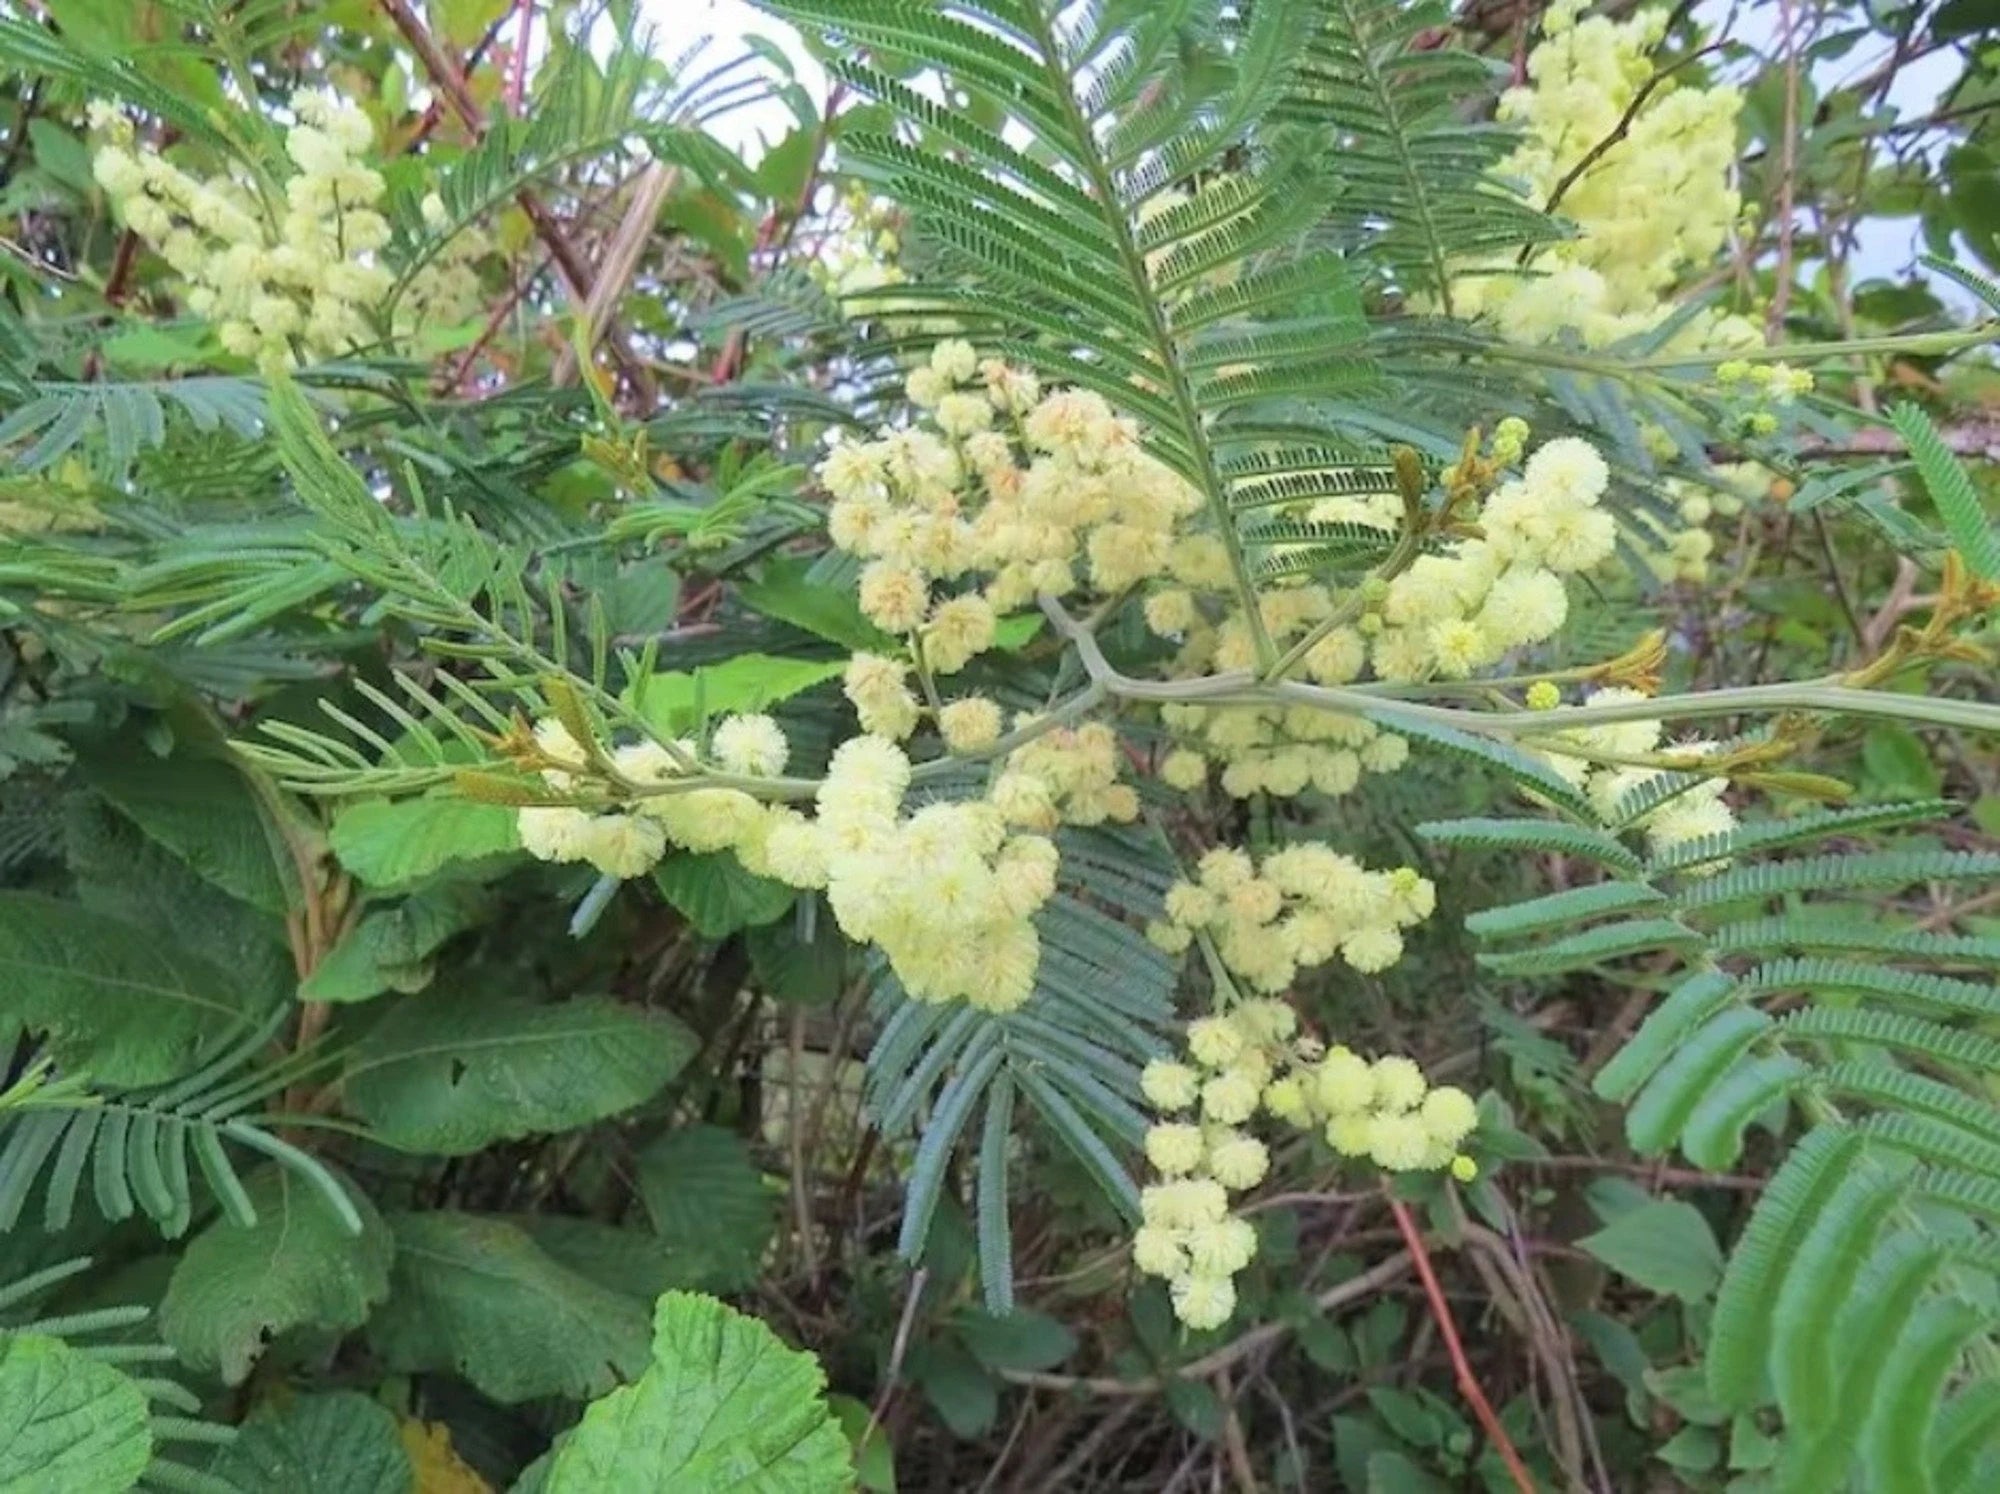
[378,0,596,301]
[786,1008,822,1289]
[551,162,679,387]
[866,1265,929,1440]
[1217,1368,1260,1493]
[1539,44,1723,222]
[1036,591,2000,738]
[1766,0,1803,339]
[1002,1250,1413,1396]
[1386,1195,1535,1494]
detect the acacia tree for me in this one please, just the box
[1,1,1998,1490]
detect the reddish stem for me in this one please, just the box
[1386,1193,1537,1494]
[508,0,533,117]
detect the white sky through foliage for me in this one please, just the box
[662,0,1966,295]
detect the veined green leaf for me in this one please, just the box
[346,991,695,1156]
[546,1292,851,1492]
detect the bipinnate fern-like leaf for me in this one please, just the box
[757,0,1382,665]
[863,826,1177,1311]
[388,33,753,306]
[0,378,267,477]
[0,1256,243,1493]
[1284,0,1557,307]
[0,1010,358,1243]
[1887,402,2000,581]
[1437,794,2000,1489]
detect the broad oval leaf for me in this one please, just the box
[0,892,280,1086]
[208,1392,412,1494]
[160,1166,392,1385]
[369,1211,652,1403]
[0,1334,152,1494]
[546,1291,851,1493]
[345,990,696,1155]
[329,798,521,891]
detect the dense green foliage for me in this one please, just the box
[2,1,1999,1491]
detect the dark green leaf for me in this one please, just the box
[160,1166,392,1385]
[1579,1200,1724,1302]
[653,852,795,938]
[346,990,696,1155]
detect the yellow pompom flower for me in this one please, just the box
[1186,1016,1245,1069]
[710,714,789,778]
[1132,1225,1189,1278]
[938,696,1003,751]
[1314,1050,1376,1114]
[1370,1056,1428,1113]
[1205,1132,1270,1191]
[1325,1113,1373,1156]
[1262,1074,1310,1126]
[1184,1217,1258,1276]
[1142,1059,1202,1112]
[1200,1070,1261,1126]
[1419,1086,1480,1146]
[1145,1123,1207,1177]
[1366,1112,1433,1171]
[1170,1273,1237,1331]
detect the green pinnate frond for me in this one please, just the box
[1284,0,1556,305]
[1676,849,2000,908]
[1646,798,1960,873]
[1816,1062,2000,1147]
[864,827,1176,1292]
[1932,1382,2000,1493]
[1678,1052,1812,1171]
[1474,916,1698,977]
[1383,718,1595,817]
[1920,252,2000,316]
[1624,1005,1772,1156]
[1416,815,1644,872]
[1887,403,2000,580]
[1739,957,2000,1018]
[1859,1112,2000,1177]
[0,379,266,477]
[0,1014,357,1241]
[1777,1244,1953,1491]
[1463,880,1668,939]
[1594,969,1738,1101]
[1603,769,1722,830]
[1778,1007,2000,1074]
[1707,1124,1866,1409]
[1860,1299,1994,1494]
[1708,915,2000,966]
[1768,1162,1909,1427]
[1169,256,1363,336]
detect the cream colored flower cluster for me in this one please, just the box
[1715,359,1816,437]
[1451,2,1750,351]
[1536,687,1738,859]
[516,714,787,879]
[749,737,1059,1011]
[1143,535,1412,799]
[819,341,1203,657]
[1133,1001,1479,1328]
[1156,701,1407,802]
[92,93,393,370]
[516,715,1060,1011]
[1147,842,1436,990]
[89,96,483,371]
[1369,435,1615,681]
[989,722,1139,830]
